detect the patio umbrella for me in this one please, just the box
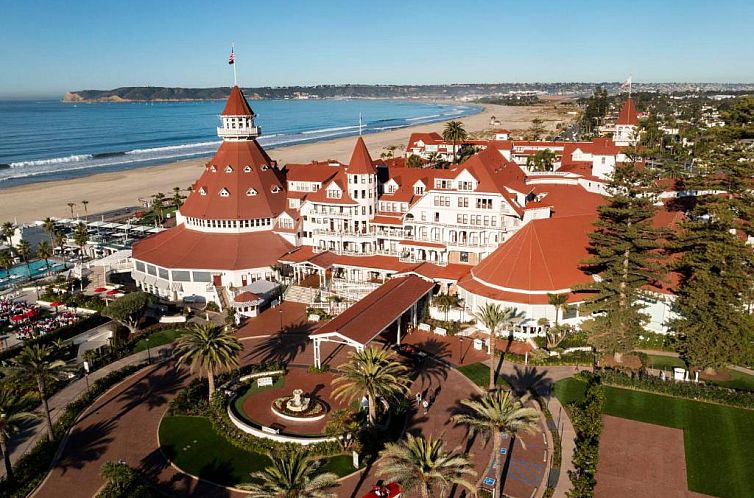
[106,289,119,296]
[50,300,64,308]
[93,287,107,293]
[23,309,37,318]
[10,315,23,322]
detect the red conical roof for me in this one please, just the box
[221,86,254,116]
[180,140,285,220]
[347,137,376,174]
[616,98,639,125]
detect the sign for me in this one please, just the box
[483,477,496,487]
[83,361,90,374]
[261,426,280,434]
[500,448,507,455]
[257,377,274,387]
[473,338,484,350]
[352,450,360,468]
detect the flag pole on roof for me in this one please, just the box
[621,74,632,99]
[359,113,363,136]
[228,43,237,86]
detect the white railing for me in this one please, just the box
[312,229,374,239]
[217,126,260,138]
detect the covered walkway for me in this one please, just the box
[310,275,434,367]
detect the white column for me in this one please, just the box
[396,315,402,345]
[313,338,321,369]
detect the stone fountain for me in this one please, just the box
[271,388,327,421]
[285,389,310,413]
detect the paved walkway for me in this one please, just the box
[1,343,174,479]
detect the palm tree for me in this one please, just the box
[376,434,477,498]
[81,200,89,220]
[53,230,66,257]
[15,240,33,270]
[451,390,539,496]
[172,187,184,210]
[547,293,568,327]
[42,217,56,246]
[472,303,522,390]
[2,221,15,245]
[73,222,88,262]
[0,251,12,271]
[331,347,410,425]
[12,344,66,440]
[242,451,339,498]
[66,202,75,218]
[36,241,52,270]
[152,192,166,224]
[173,323,242,399]
[0,386,38,482]
[442,121,467,164]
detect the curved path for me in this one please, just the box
[33,305,562,498]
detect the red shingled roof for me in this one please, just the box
[347,137,377,174]
[180,140,286,220]
[314,275,433,345]
[132,224,293,270]
[221,86,254,116]
[234,291,260,302]
[616,98,639,125]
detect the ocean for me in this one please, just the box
[0,99,478,189]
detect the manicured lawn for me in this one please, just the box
[232,376,285,425]
[132,328,185,353]
[711,369,754,392]
[159,415,356,487]
[646,354,685,370]
[555,377,754,498]
[458,362,510,389]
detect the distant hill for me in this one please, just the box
[63,83,754,103]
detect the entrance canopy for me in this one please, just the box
[310,275,433,367]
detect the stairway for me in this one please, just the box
[215,284,229,310]
[284,285,321,304]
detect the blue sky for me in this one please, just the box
[1,0,752,97]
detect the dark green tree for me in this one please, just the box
[102,291,155,336]
[442,121,467,164]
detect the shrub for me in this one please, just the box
[567,375,604,498]
[168,378,209,416]
[97,461,156,498]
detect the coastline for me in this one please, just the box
[0,99,573,223]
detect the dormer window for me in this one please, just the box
[199,187,207,196]
[210,165,217,172]
[243,166,252,173]
[246,188,257,196]
[271,185,281,193]
[326,189,341,199]
[225,165,233,173]
[261,164,269,171]
[219,188,230,197]
[414,186,425,195]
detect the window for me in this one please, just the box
[135,261,145,272]
[415,186,425,195]
[435,179,451,189]
[210,165,217,172]
[146,264,157,276]
[192,272,211,283]
[261,164,269,171]
[219,188,230,197]
[361,176,366,184]
[243,166,252,173]
[459,251,469,263]
[326,189,341,199]
[224,165,233,173]
[199,187,207,196]
[271,185,281,193]
[158,268,169,279]
[246,188,257,196]
[459,181,474,191]
[476,198,492,209]
[387,183,397,194]
[172,270,190,282]
[458,197,469,208]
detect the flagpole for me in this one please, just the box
[232,42,237,86]
[628,73,632,100]
[359,113,363,136]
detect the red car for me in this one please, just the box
[362,482,402,498]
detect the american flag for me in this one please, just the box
[228,48,235,65]
[620,76,632,89]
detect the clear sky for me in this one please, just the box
[1,0,752,97]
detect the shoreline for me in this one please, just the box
[0,98,575,223]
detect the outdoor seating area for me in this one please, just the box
[0,296,79,340]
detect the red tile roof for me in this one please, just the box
[616,98,639,125]
[528,184,605,218]
[180,140,286,220]
[132,224,293,270]
[399,239,446,249]
[235,291,260,302]
[284,161,341,183]
[347,137,377,174]
[459,274,589,305]
[221,86,254,116]
[313,275,433,345]
[372,215,403,225]
[306,169,358,205]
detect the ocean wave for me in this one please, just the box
[301,125,360,135]
[126,141,220,155]
[10,154,94,168]
[406,114,441,121]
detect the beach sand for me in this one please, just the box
[0,98,575,223]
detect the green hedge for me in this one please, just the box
[0,363,145,497]
[567,375,604,498]
[592,369,754,409]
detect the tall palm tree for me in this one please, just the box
[0,386,38,482]
[452,390,539,496]
[331,347,410,425]
[1,222,15,246]
[66,202,76,218]
[42,217,56,246]
[15,240,33,270]
[172,187,184,210]
[242,451,339,498]
[0,251,12,271]
[12,344,66,440]
[73,222,89,262]
[472,303,522,390]
[36,241,52,270]
[442,121,467,164]
[173,323,242,399]
[152,192,166,224]
[376,434,477,498]
[547,293,568,327]
[81,200,89,220]
[53,230,66,257]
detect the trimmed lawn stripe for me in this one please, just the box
[555,378,754,498]
[458,362,510,389]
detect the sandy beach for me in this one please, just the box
[0,98,574,223]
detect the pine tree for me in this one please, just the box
[580,158,664,360]
[670,142,754,372]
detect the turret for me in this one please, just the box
[217,86,260,140]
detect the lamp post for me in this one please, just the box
[145,337,151,364]
[458,336,464,365]
[279,308,284,332]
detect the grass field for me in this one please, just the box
[645,354,685,370]
[645,355,754,392]
[132,328,185,353]
[159,415,355,487]
[231,376,285,425]
[555,378,754,498]
[458,362,510,389]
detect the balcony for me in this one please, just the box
[217,126,261,138]
[312,229,374,239]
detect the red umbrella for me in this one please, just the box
[94,287,107,293]
[106,289,119,296]
[50,301,64,307]
[23,309,37,318]
[10,315,23,322]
